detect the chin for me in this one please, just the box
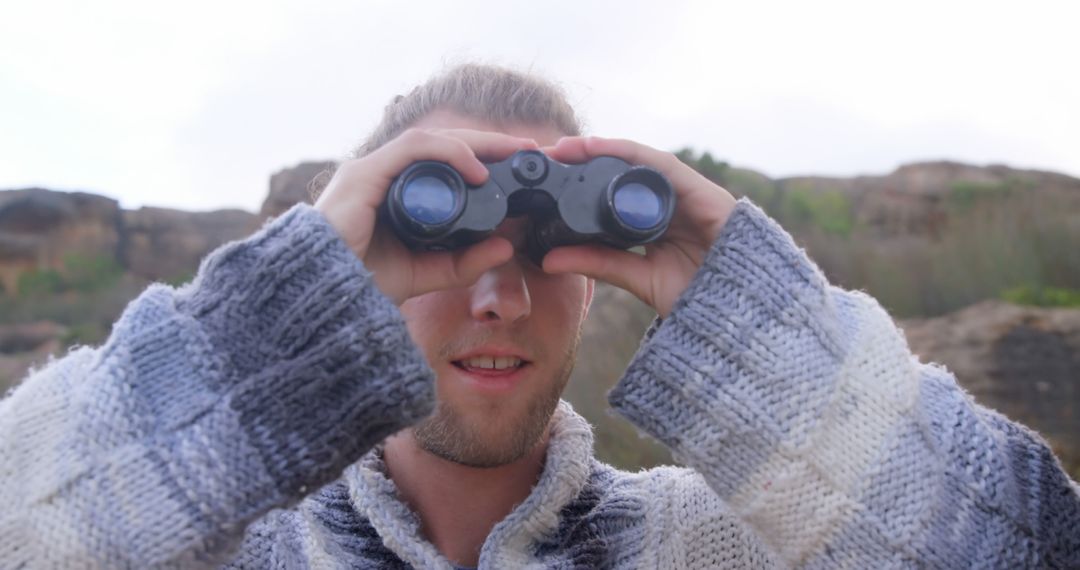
[413,396,556,468]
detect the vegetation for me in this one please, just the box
[3,156,1079,474]
[1,256,147,349]
[725,167,778,206]
[16,254,123,297]
[779,184,855,237]
[701,161,1080,318]
[947,180,1013,211]
[1001,286,1080,308]
[674,147,728,185]
[163,271,195,288]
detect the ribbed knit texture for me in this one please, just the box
[0,205,436,568]
[1,199,1076,568]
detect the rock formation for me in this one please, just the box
[0,189,122,294]
[0,188,256,289]
[745,161,1080,240]
[123,207,255,281]
[901,301,1080,473]
[1,160,1077,475]
[258,161,335,222]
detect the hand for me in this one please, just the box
[540,136,737,318]
[314,128,539,305]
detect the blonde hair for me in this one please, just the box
[310,63,583,199]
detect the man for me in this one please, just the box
[0,64,1077,569]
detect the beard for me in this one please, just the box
[411,327,582,468]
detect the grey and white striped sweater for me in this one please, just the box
[0,199,1076,568]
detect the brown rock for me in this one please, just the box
[0,189,122,293]
[122,207,257,281]
[901,301,1080,472]
[0,321,68,394]
[0,321,67,354]
[0,188,258,291]
[258,161,336,222]
[771,161,1080,241]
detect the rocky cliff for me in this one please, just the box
[258,161,334,221]
[0,187,256,290]
[1,159,1077,475]
[775,161,1080,240]
[0,189,123,294]
[901,301,1080,473]
[123,207,255,281]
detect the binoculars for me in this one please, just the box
[384,150,676,263]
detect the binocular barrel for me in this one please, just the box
[385,150,675,260]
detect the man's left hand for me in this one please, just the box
[540,136,737,318]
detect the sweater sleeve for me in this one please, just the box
[609,198,1080,568]
[0,204,435,568]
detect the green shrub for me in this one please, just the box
[726,167,778,207]
[16,268,66,296]
[780,186,854,238]
[60,322,108,347]
[1001,285,1080,308]
[948,180,1011,211]
[63,253,122,293]
[163,272,195,287]
[674,147,729,185]
[13,254,123,298]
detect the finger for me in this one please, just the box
[369,129,535,190]
[544,136,591,164]
[549,135,700,195]
[409,236,514,296]
[542,244,653,305]
[582,137,728,204]
[363,128,490,190]
[435,128,539,165]
[582,136,683,174]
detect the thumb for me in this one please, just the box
[542,244,653,305]
[410,236,514,296]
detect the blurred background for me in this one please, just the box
[1,0,1077,476]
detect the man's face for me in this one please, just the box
[398,110,594,468]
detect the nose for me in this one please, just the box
[469,260,531,324]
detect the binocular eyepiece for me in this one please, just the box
[385,150,675,263]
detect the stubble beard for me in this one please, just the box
[412,328,582,468]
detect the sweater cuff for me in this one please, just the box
[173,203,434,496]
[609,198,852,496]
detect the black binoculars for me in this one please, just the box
[384,150,676,263]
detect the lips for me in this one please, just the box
[451,346,530,369]
[452,356,530,376]
[450,348,532,388]
[456,355,524,371]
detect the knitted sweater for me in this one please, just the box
[0,199,1077,569]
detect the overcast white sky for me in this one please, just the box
[1,0,1077,212]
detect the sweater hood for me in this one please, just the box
[343,400,595,568]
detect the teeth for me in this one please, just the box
[460,356,523,370]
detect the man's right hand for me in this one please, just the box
[314,128,538,305]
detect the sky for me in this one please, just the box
[1,0,1077,212]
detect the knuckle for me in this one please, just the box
[399,127,421,141]
[660,151,681,171]
[448,136,475,158]
[399,127,433,145]
[330,157,363,180]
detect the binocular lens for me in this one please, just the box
[613,182,664,230]
[401,175,458,224]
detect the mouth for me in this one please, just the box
[453,355,528,372]
[450,354,532,391]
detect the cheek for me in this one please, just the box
[533,274,590,326]
[400,294,453,348]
